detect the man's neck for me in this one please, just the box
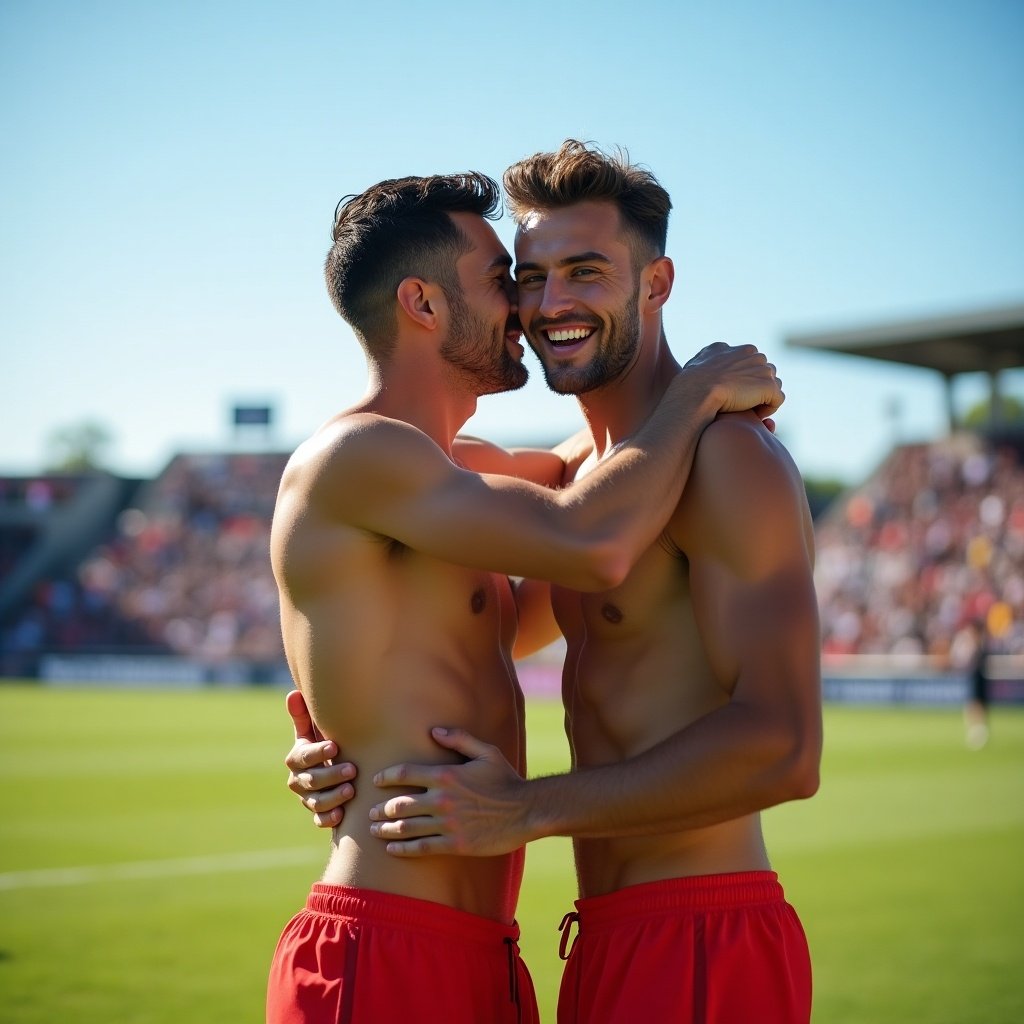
[361,363,476,457]
[576,333,683,459]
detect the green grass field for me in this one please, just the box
[1,684,1022,1023]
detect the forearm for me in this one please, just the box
[522,702,819,841]
[453,435,567,486]
[365,688,819,858]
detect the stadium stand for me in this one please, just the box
[3,436,1020,692]
[789,302,1024,702]
[0,455,288,680]
[2,305,1022,694]
[814,433,1024,660]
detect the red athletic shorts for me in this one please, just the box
[556,871,811,1024]
[266,884,538,1024]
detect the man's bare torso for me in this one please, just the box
[557,413,810,897]
[272,422,526,924]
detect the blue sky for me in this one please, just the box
[2,0,1022,484]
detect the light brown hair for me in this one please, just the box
[503,140,672,266]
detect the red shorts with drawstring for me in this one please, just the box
[556,871,811,1024]
[267,884,538,1024]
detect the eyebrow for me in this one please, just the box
[486,253,513,272]
[514,251,612,274]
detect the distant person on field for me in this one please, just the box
[266,167,783,1023]
[964,619,992,749]
[286,141,821,1023]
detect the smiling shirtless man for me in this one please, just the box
[287,143,820,1023]
[265,167,783,1023]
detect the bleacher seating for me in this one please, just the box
[3,437,1022,681]
[0,454,289,675]
[814,433,1024,664]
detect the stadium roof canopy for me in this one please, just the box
[785,303,1024,377]
[784,302,1024,432]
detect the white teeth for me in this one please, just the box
[547,328,592,343]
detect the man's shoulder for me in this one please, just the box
[287,412,435,481]
[311,410,427,453]
[677,411,808,557]
[695,411,798,488]
[700,409,779,450]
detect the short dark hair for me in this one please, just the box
[503,140,671,265]
[325,173,501,358]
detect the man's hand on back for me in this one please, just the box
[284,689,357,829]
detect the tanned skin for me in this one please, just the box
[273,208,784,921]
[285,200,818,905]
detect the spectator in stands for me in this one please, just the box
[4,433,1022,678]
[815,435,1024,664]
[0,455,290,671]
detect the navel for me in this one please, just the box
[471,587,487,614]
[601,602,623,624]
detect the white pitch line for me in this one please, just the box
[0,847,323,891]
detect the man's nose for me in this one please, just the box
[539,276,573,318]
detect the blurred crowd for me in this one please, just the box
[1,453,288,672]
[815,434,1024,666]
[0,475,84,510]
[2,435,1023,676]
[0,526,40,586]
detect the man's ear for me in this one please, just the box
[396,277,445,330]
[641,256,674,313]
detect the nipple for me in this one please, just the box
[601,603,623,624]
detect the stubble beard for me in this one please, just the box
[532,285,642,396]
[441,286,528,396]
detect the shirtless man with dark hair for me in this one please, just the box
[265,166,783,1023]
[288,142,821,1022]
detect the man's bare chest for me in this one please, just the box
[553,534,690,641]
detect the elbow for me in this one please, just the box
[768,755,818,806]
[766,719,822,804]
[547,526,633,591]
[781,732,822,802]
[576,542,632,592]
[552,502,639,590]
[786,754,820,801]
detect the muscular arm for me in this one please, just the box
[451,435,568,487]
[520,416,821,838]
[287,345,779,593]
[368,415,822,854]
[282,347,786,829]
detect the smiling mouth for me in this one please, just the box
[544,326,596,347]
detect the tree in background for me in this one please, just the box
[964,395,1024,429]
[45,420,113,471]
